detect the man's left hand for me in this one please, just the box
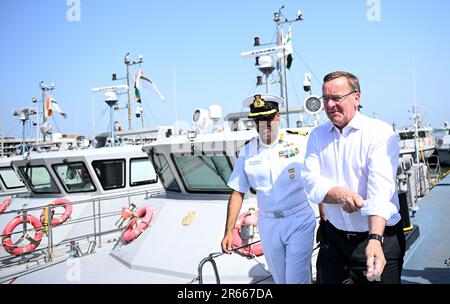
[365,239,386,280]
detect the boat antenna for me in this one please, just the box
[13,108,37,155]
[91,84,129,147]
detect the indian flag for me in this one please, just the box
[284,25,293,69]
[134,69,165,103]
[44,97,67,122]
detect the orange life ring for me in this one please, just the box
[2,214,44,256]
[122,206,156,243]
[0,198,12,214]
[232,209,263,257]
[40,198,73,227]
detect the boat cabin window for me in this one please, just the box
[130,157,158,187]
[52,161,96,193]
[18,165,60,194]
[92,159,125,190]
[418,131,428,138]
[398,130,429,140]
[151,153,180,192]
[0,167,25,190]
[171,153,232,194]
[398,132,414,140]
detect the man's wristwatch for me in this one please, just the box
[368,233,384,245]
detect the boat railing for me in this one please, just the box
[0,187,165,281]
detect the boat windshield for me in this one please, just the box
[18,165,60,194]
[171,153,232,194]
[0,167,25,190]
[151,153,180,192]
[52,161,96,193]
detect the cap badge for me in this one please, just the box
[253,95,265,108]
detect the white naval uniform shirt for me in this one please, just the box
[301,112,401,232]
[227,129,309,212]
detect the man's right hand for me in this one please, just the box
[339,189,363,213]
[221,232,234,254]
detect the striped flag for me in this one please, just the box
[284,25,293,69]
[44,97,67,122]
[134,69,165,103]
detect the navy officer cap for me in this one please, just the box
[242,94,284,119]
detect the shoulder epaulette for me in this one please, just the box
[237,136,257,151]
[286,129,308,136]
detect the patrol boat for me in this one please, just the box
[395,107,436,160]
[0,89,167,276]
[0,145,164,267]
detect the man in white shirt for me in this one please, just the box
[301,71,405,284]
[221,94,316,284]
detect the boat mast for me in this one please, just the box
[273,6,303,128]
[38,81,55,142]
[123,53,144,131]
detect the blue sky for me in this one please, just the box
[1,0,449,139]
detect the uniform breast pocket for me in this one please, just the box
[244,159,271,189]
[280,160,302,184]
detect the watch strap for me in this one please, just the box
[368,233,384,244]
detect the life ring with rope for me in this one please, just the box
[0,198,12,214]
[40,197,73,227]
[232,208,263,257]
[2,214,44,256]
[122,206,156,243]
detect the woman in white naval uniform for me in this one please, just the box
[221,94,316,284]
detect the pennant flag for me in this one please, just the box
[134,69,165,103]
[44,96,67,122]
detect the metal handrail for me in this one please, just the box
[0,188,165,273]
[197,252,222,284]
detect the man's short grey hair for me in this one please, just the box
[323,71,361,93]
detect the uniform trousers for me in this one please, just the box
[317,220,406,284]
[258,205,316,284]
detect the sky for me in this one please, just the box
[1,0,449,139]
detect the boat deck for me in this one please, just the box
[402,173,450,284]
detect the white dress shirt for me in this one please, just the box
[228,129,309,212]
[301,112,401,232]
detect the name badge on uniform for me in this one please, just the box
[249,160,262,165]
[283,142,294,148]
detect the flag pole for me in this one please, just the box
[126,59,132,131]
[124,53,144,131]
